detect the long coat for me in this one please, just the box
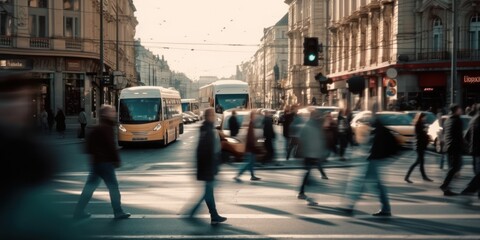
[415,122,429,151]
[369,118,399,160]
[196,121,220,181]
[465,115,480,156]
[443,115,464,154]
[55,111,66,132]
[86,120,121,166]
[299,119,327,159]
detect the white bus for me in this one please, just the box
[118,86,183,146]
[199,80,250,119]
[181,98,200,116]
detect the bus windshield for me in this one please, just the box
[215,94,248,113]
[181,102,190,112]
[119,98,161,124]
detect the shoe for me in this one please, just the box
[233,177,242,183]
[73,212,91,219]
[250,176,261,181]
[114,212,131,219]
[211,216,227,225]
[297,192,307,200]
[404,178,413,184]
[338,207,354,216]
[372,210,392,217]
[321,175,329,180]
[443,190,458,196]
[422,177,434,182]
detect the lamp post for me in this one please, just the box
[99,0,105,105]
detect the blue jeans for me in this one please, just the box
[344,160,391,212]
[237,152,256,177]
[189,181,218,218]
[74,162,123,214]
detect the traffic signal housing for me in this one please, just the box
[303,37,319,66]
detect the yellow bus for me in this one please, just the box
[118,86,183,146]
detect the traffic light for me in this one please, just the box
[320,83,328,94]
[303,37,319,66]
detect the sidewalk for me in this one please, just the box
[40,124,85,146]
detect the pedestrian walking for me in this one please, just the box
[263,110,275,164]
[188,108,227,225]
[47,107,55,133]
[464,104,480,175]
[55,108,66,138]
[78,108,87,139]
[228,110,240,137]
[337,110,349,161]
[287,106,304,160]
[440,104,464,196]
[323,112,338,158]
[436,108,447,169]
[234,110,261,182]
[73,105,131,220]
[283,105,294,160]
[40,107,49,134]
[297,110,328,200]
[405,112,433,183]
[341,104,397,217]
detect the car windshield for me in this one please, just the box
[215,94,249,113]
[377,114,412,126]
[119,98,161,124]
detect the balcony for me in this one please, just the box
[30,37,50,48]
[417,51,449,61]
[0,36,12,47]
[458,49,480,60]
[65,38,82,50]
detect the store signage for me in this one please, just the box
[464,75,480,84]
[384,77,397,99]
[423,88,434,91]
[66,60,82,71]
[0,59,33,70]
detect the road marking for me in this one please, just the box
[90,234,480,239]
[66,213,480,220]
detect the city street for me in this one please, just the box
[46,123,480,240]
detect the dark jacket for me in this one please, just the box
[245,120,257,153]
[263,115,275,139]
[415,121,429,150]
[55,111,66,132]
[465,115,480,156]
[369,118,399,160]
[443,114,464,154]
[228,115,240,137]
[283,113,294,137]
[86,120,121,166]
[196,121,220,181]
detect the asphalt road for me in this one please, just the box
[37,123,480,239]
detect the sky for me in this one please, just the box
[133,0,288,80]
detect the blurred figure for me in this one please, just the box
[337,110,349,161]
[468,103,477,117]
[228,110,240,137]
[465,106,472,116]
[464,104,480,175]
[341,104,397,217]
[323,112,338,158]
[0,72,69,239]
[440,104,464,196]
[55,108,66,138]
[263,110,275,164]
[188,108,227,225]
[47,107,55,133]
[73,105,131,220]
[405,113,433,183]
[40,107,49,134]
[283,105,294,160]
[287,105,302,160]
[78,108,87,139]
[437,108,447,169]
[297,110,328,200]
[234,111,261,182]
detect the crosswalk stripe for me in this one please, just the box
[89,235,480,240]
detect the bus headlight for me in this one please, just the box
[118,124,127,133]
[153,123,162,131]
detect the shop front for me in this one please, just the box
[417,72,447,112]
[462,71,480,107]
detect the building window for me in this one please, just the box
[63,0,80,11]
[64,16,80,38]
[0,12,12,36]
[28,0,48,8]
[470,13,480,50]
[432,17,443,51]
[29,15,48,38]
[64,73,85,116]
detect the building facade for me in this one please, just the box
[328,0,480,111]
[284,0,327,107]
[0,0,138,125]
[135,39,172,87]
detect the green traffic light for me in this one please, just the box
[308,54,316,62]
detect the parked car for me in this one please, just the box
[352,111,416,148]
[273,110,285,125]
[404,111,437,126]
[182,113,194,124]
[218,109,266,162]
[184,111,200,122]
[427,115,472,153]
[297,106,340,120]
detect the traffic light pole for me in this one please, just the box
[99,0,105,106]
[263,30,267,108]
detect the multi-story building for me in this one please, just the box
[284,0,327,107]
[198,76,219,88]
[328,0,480,111]
[0,0,138,124]
[243,13,289,109]
[135,39,172,87]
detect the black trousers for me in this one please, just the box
[405,149,428,179]
[441,152,463,190]
[79,123,86,138]
[462,173,480,196]
[338,134,348,157]
[299,158,327,194]
[264,138,274,163]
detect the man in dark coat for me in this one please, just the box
[461,104,480,198]
[263,110,275,164]
[74,105,131,219]
[440,104,464,196]
[228,110,240,137]
[189,108,227,225]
